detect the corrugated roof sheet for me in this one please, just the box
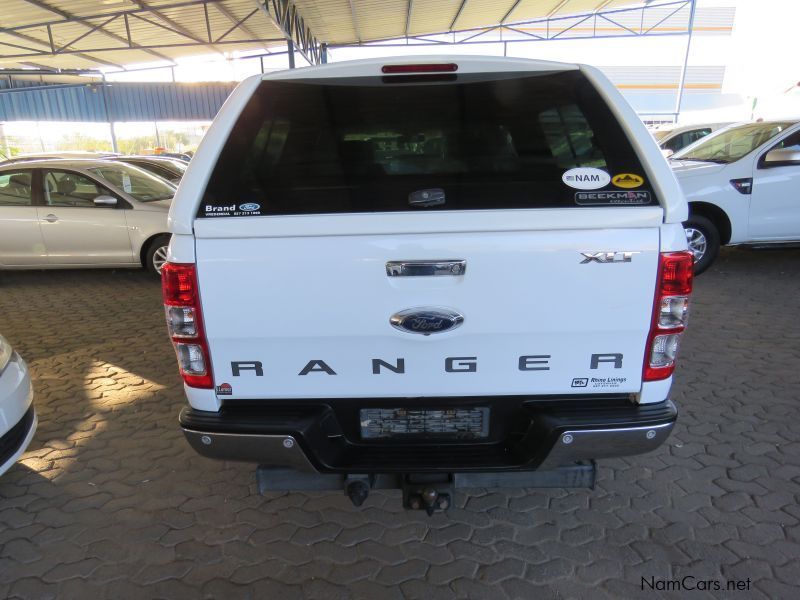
[0,1,732,70]
[0,80,236,121]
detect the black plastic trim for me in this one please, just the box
[0,406,34,466]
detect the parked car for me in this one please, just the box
[671,120,800,273]
[653,123,731,157]
[0,151,120,165]
[0,334,36,477]
[0,159,174,276]
[109,156,187,185]
[164,56,693,512]
[154,151,192,162]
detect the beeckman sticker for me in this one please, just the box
[575,191,651,206]
[562,167,611,190]
[612,173,644,189]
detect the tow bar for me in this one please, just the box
[402,474,454,514]
[257,462,596,513]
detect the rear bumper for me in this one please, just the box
[180,395,677,474]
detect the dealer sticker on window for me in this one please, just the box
[575,191,651,206]
[202,203,264,217]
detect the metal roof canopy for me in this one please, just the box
[0,1,703,71]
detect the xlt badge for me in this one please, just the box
[390,307,464,336]
[580,251,640,264]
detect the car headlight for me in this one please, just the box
[0,335,13,373]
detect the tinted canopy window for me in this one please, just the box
[201,71,656,217]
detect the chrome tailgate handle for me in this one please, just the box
[386,260,466,277]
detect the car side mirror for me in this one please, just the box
[763,148,800,167]
[661,148,674,159]
[93,194,118,206]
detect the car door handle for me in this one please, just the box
[43,214,58,223]
[386,260,466,277]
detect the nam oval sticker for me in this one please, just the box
[562,167,610,190]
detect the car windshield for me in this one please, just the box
[673,122,795,164]
[88,163,175,201]
[164,159,187,173]
[651,130,673,141]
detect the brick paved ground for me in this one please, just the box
[0,247,798,599]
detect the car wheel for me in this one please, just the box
[683,215,719,275]
[145,235,170,277]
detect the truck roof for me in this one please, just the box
[261,55,579,81]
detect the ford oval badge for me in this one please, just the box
[390,307,464,335]
[239,203,260,212]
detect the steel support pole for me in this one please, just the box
[100,75,119,153]
[674,0,696,121]
[287,39,295,68]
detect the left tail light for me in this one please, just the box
[644,251,694,381]
[162,263,213,388]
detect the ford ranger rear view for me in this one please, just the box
[163,56,693,512]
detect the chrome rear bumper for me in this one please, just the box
[537,421,674,469]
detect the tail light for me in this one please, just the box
[162,263,213,388]
[644,251,694,381]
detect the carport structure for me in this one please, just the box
[0,0,716,151]
[0,0,700,70]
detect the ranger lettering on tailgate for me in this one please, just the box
[228,353,625,377]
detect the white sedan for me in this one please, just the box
[0,334,36,477]
[0,159,175,276]
[671,120,800,273]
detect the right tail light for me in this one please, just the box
[162,263,213,389]
[644,251,694,381]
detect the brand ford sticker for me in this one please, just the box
[239,203,261,212]
[562,167,610,190]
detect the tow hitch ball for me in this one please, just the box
[343,474,455,513]
[403,474,454,515]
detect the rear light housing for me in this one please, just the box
[644,251,693,381]
[162,263,213,388]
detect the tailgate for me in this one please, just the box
[194,208,660,399]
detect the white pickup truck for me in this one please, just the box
[163,56,693,512]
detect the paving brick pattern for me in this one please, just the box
[0,247,798,598]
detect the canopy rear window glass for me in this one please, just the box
[200,70,656,217]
